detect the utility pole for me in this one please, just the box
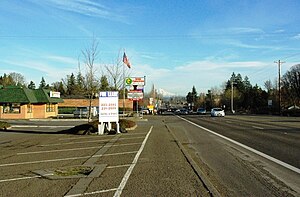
[274,60,285,114]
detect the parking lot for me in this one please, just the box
[0,118,209,197]
[0,121,151,197]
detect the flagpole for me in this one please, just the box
[122,49,125,115]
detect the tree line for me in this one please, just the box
[0,39,130,100]
[186,64,300,114]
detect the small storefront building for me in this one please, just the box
[0,86,63,119]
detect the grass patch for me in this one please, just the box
[54,166,93,176]
[61,119,136,135]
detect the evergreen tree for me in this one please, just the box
[100,75,110,91]
[66,73,76,95]
[28,81,36,89]
[39,77,46,89]
[75,72,85,96]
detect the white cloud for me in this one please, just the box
[36,0,128,23]
[292,33,300,40]
[130,60,271,95]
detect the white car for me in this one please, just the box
[211,108,225,117]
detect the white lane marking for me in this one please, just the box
[98,151,137,157]
[65,188,118,197]
[58,136,114,141]
[40,136,144,147]
[114,126,153,197]
[17,146,102,155]
[0,151,138,167]
[106,164,132,169]
[12,125,72,128]
[0,175,41,183]
[0,173,53,183]
[178,116,300,174]
[17,143,141,155]
[252,126,264,130]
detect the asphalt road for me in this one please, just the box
[0,115,299,196]
[168,113,300,197]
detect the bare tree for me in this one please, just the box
[9,72,26,86]
[81,38,101,121]
[104,51,131,91]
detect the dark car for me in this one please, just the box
[196,108,206,115]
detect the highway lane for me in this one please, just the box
[183,114,300,169]
[164,114,300,196]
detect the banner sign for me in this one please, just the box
[99,91,119,122]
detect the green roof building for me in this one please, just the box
[0,86,63,119]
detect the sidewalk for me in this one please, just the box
[121,115,211,196]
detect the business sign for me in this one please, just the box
[125,77,145,86]
[99,91,119,122]
[50,91,60,98]
[127,90,143,101]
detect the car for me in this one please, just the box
[139,107,150,115]
[211,108,225,117]
[196,108,206,115]
[73,107,88,118]
[180,108,189,115]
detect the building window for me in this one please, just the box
[46,103,55,112]
[2,103,21,114]
[27,104,32,113]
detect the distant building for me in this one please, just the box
[0,86,63,119]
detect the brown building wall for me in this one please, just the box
[0,105,27,119]
[59,99,133,109]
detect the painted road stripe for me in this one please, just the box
[0,173,53,183]
[106,164,132,169]
[65,188,118,197]
[252,126,264,130]
[17,143,141,155]
[178,116,300,174]
[114,126,153,197]
[40,136,144,147]
[12,125,73,128]
[0,151,138,167]
[0,175,41,183]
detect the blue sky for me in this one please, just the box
[0,0,299,95]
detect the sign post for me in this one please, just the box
[98,91,119,135]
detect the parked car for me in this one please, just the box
[196,108,206,115]
[73,107,98,118]
[211,108,225,117]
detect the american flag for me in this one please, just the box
[123,52,131,68]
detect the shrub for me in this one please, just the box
[0,121,11,130]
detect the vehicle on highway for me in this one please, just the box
[211,108,225,117]
[180,108,189,115]
[196,108,206,115]
[139,107,150,115]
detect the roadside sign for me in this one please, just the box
[125,77,145,86]
[125,78,133,86]
[99,91,119,122]
[127,90,143,101]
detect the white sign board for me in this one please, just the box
[50,91,60,98]
[127,90,143,101]
[99,91,119,122]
